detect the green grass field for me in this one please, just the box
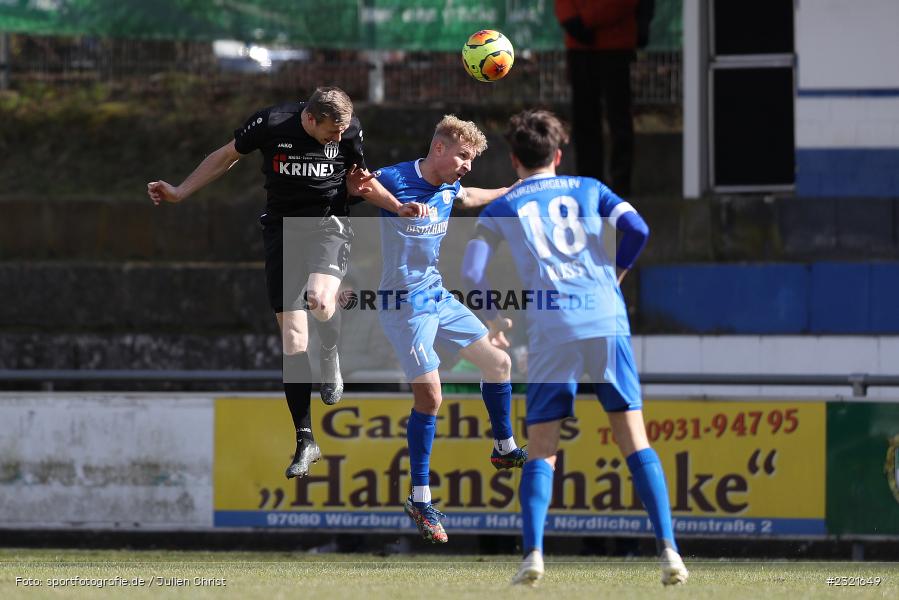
[1,549,896,599]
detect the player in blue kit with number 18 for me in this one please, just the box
[461,110,688,586]
[351,115,527,544]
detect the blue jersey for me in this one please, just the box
[477,173,633,348]
[376,159,459,295]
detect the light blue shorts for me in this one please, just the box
[379,287,487,381]
[525,336,642,425]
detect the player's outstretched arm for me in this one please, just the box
[147,140,241,205]
[455,181,520,209]
[348,165,428,217]
[461,237,512,348]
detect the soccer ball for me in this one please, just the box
[462,30,514,82]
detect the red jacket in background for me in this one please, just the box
[555,0,639,51]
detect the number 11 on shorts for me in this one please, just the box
[410,343,428,366]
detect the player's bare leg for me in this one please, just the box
[609,410,688,585]
[403,371,448,543]
[277,310,321,478]
[459,338,527,469]
[524,420,561,467]
[458,336,511,383]
[607,409,650,457]
[513,420,560,586]
[306,272,344,405]
[411,371,442,416]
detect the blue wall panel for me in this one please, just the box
[796,149,899,198]
[641,262,899,334]
[809,263,869,333]
[640,264,809,333]
[870,263,899,333]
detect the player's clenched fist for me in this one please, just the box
[147,180,183,205]
[398,202,428,218]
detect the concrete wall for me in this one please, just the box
[0,394,213,529]
[634,335,899,399]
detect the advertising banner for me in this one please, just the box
[826,402,899,537]
[214,395,825,537]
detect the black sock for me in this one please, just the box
[285,382,313,441]
[316,309,341,349]
[284,352,313,441]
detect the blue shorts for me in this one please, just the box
[379,287,488,381]
[525,336,642,426]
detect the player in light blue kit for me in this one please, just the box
[354,115,527,543]
[461,110,688,586]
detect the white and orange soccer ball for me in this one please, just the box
[461,30,514,82]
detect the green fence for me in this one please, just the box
[0,0,682,51]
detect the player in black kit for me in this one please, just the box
[148,87,426,478]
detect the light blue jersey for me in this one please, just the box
[376,159,486,380]
[477,173,633,349]
[477,172,643,420]
[376,159,459,295]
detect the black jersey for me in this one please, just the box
[233,101,366,218]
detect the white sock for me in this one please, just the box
[494,437,518,454]
[412,485,431,504]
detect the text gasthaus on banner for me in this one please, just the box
[213,396,825,536]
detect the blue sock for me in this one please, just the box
[520,459,553,554]
[626,448,677,553]
[407,409,436,504]
[481,381,513,441]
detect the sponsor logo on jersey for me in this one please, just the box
[428,206,439,222]
[278,142,293,148]
[272,154,336,177]
[405,221,448,235]
[324,141,339,159]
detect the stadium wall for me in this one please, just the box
[640,262,899,334]
[0,394,213,529]
[1,392,897,539]
[795,0,899,197]
[633,335,899,400]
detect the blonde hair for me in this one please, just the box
[306,87,354,126]
[434,115,488,155]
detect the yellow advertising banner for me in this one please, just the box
[214,395,825,536]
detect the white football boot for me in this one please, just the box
[659,548,689,586]
[511,549,544,587]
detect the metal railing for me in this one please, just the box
[2,369,898,398]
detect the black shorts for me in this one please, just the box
[260,214,353,313]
